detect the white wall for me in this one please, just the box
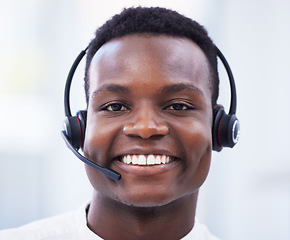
[198,1,290,239]
[0,0,289,239]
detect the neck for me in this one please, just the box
[87,191,198,240]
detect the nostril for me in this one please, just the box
[123,123,135,136]
[156,123,169,135]
[123,121,169,139]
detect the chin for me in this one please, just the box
[113,187,191,209]
[118,198,174,209]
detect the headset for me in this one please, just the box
[61,45,240,182]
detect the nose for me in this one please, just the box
[123,106,169,139]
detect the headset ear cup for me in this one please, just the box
[212,108,225,152]
[77,110,87,148]
[63,110,87,149]
[219,113,240,148]
[212,108,240,152]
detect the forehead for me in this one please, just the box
[88,34,211,98]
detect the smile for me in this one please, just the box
[120,154,175,166]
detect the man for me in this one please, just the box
[0,6,226,239]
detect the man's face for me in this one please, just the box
[84,35,213,207]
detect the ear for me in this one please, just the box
[213,104,224,112]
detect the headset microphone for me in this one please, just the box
[61,131,121,181]
[62,48,121,182]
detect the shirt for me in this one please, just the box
[0,204,220,240]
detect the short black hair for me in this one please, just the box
[85,6,219,107]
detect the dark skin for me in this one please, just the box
[83,34,214,240]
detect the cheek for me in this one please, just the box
[186,144,212,191]
[83,116,119,198]
[174,117,212,155]
[173,119,212,191]
[83,112,128,197]
[83,114,117,166]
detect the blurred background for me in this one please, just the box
[0,0,289,239]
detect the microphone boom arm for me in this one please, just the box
[61,131,121,182]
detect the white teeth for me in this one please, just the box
[161,155,166,164]
[155,155,161,164]
[127,155,132,164]
[121,155,173,165]
[147,155,155,165]
[138,155,146,165]
[123,155,127,164]
[132,155,138,165]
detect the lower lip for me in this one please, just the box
[112,159,182,176]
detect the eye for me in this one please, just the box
[166,103,193,111]
[103,103,128,112]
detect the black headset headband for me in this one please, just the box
[64,47,88,117]
[64,46,237,117]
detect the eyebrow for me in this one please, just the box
[91,84,131,97]
[91,82,205,99]
[160,83,205,97]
